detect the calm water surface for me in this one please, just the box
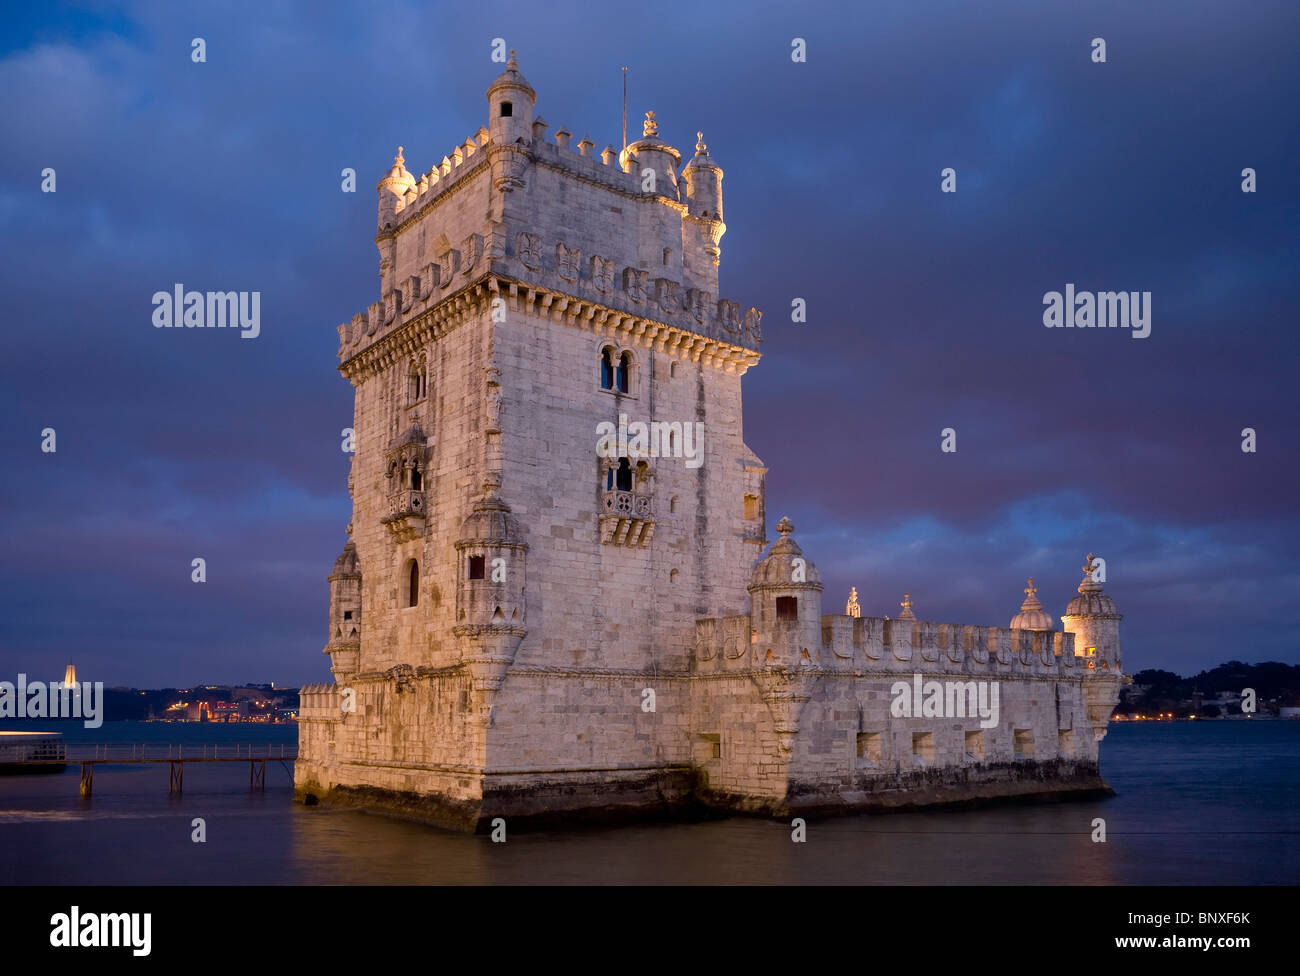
[2,720,1295,884]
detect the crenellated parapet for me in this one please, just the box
[695,612,1084,678]
[298,683,341,720]
[378,130,492,233]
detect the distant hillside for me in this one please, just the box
[103,684,300,721]
[1118,661,1300,716]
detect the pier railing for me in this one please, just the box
[66,742,297,762]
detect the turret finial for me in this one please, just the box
[395,146,404,166]
[776,516,793,537]
[696,131,707,154]
[507,49,518,69]
[899,593,916,620]
[846,587,860,618]
[1019,577,1045,612]
[643,110,658,138]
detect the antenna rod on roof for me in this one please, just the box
[621,66,628,153]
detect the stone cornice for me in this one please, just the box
[339,273,762,385]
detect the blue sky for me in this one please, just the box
[1,0,1297,686]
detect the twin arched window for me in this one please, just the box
[599,347,632,394]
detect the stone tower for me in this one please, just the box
[296,57,1126,830]
[296,54,766,828]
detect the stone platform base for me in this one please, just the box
[296,759,1113,832]
[295,764,703,833]
[702,761,1114,819]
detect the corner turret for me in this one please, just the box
[453,475,528,726]
[376,146,415,230]
[748,517,824,666]
[1061,553,1124,742]
[325,541,362,680]
[487,50,536,147]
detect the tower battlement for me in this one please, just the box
[696,614,1089,675]
[340,52,758,370]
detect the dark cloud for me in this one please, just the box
[0,0,1296,685]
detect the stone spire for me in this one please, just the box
[845,587,860,618]
[1079,554,1101,591]
[898,593,916,621]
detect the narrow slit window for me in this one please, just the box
[616,352,630,394]
[600,348,613,390]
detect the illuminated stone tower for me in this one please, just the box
[296,53,766,828]
[296,57,1125,830]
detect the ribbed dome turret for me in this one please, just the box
[458,476,522,543]
[331,541,359,577]
[1064,554,1120,618]
[682,130,721,176]
[750,517,821,588]
[379,146,415,192]
[623,110,681,165]
[1010,577,1055,630]
[387,421,426,452]
[486,49,535,103]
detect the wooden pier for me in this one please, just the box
[6,742,297,796]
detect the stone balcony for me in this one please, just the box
[599,490,654,547]
[381,489,426,542]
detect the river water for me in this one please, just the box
[2,719,1295,884]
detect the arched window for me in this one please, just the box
[411,469,422,491]
[615,457,632,492]
[599,347,614,390]
[408,561,419,608]
[616,352,630,393]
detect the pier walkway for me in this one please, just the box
[5,742,297,796]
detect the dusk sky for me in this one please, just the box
[1,0,1296,688]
